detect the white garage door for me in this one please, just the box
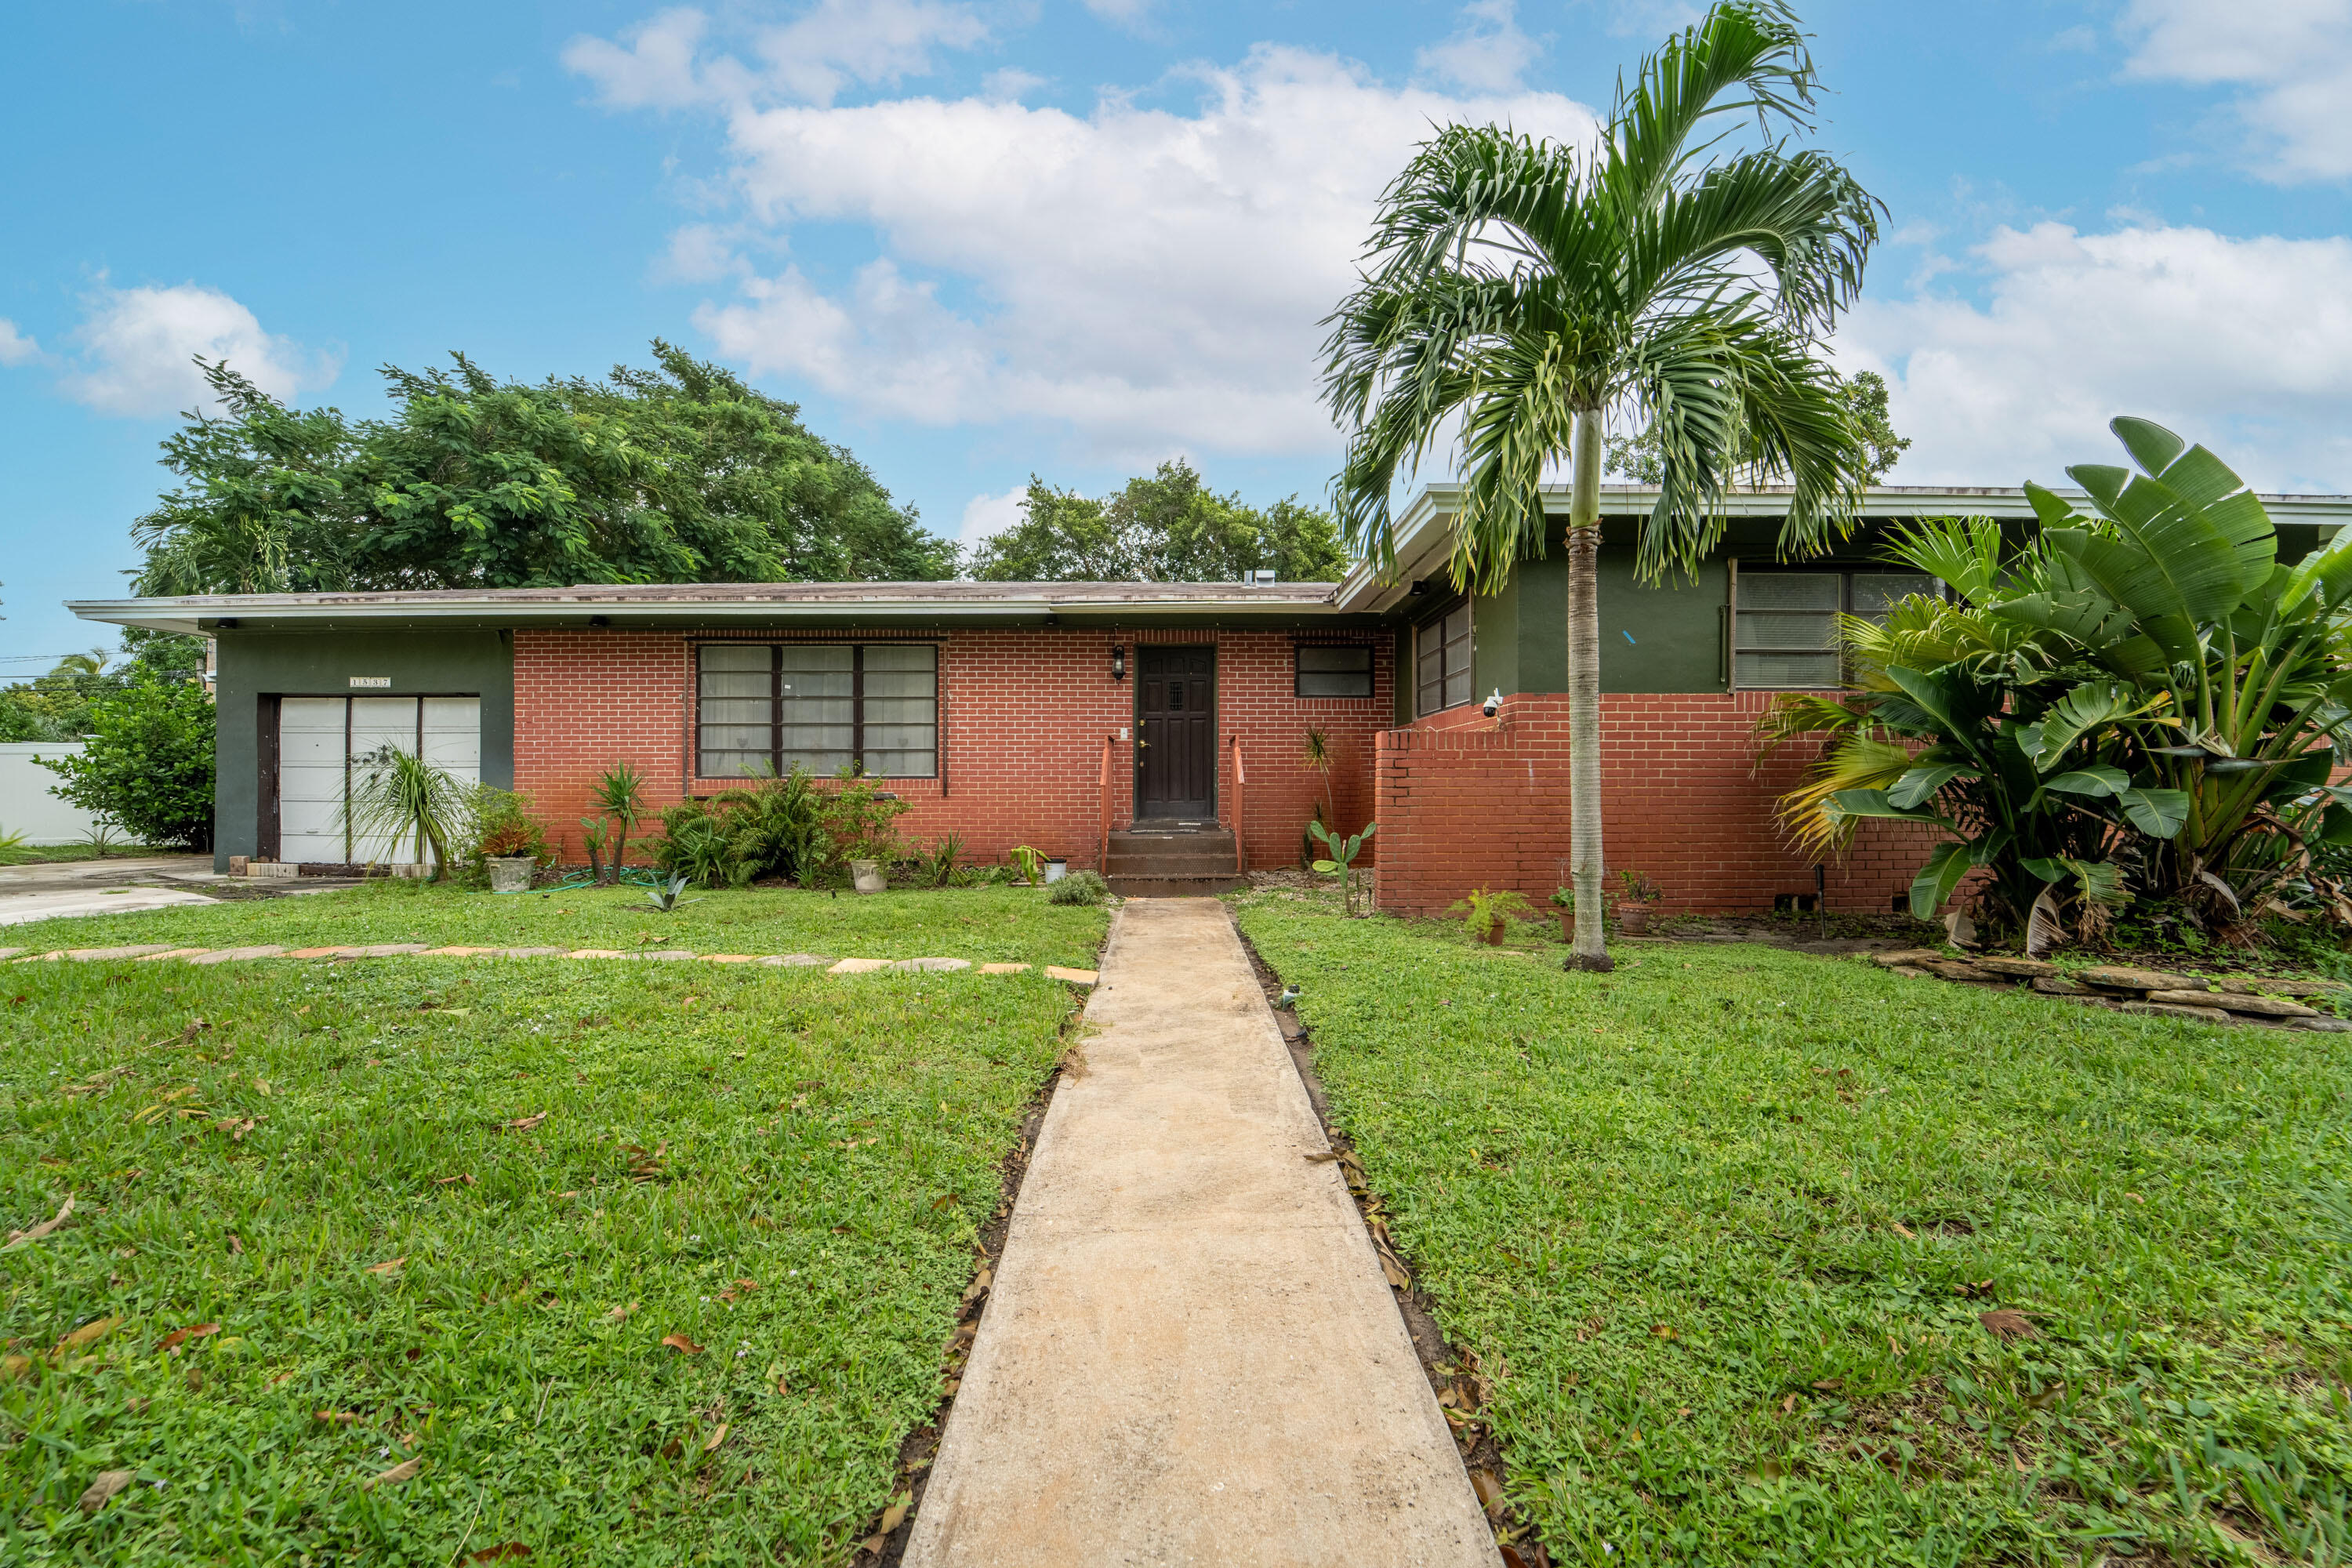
[278,696,481,865]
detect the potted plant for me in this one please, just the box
[1614,869,1662,935]
[1450,886,1535,945]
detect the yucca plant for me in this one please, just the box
[343,746,463,879]
[590,763,647,884]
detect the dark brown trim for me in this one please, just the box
[257,695,282,861]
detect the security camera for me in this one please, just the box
[1482,688,1501,718]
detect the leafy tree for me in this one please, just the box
[0,632,209,742]
[1323,1,1881,968]
[131,343,952,594]
[1604,368,1909,484]
[969,461,1352,582]
[37,678,217,850]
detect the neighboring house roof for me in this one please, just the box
[67,484,2352,634]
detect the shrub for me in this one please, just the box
[36,678,216,850]
[456,786,552,886]
[1448,886,1534,943]
[1047,869,1109,906]
[647,768,905,890]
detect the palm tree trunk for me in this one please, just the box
[1566,407,1614,971]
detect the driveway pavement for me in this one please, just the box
[0,855,224,926]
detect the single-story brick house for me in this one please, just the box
[71,484,2352,914]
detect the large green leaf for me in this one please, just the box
[1828,787,1940,824]
[2118,786,2190,839]
[1907,840,1973,919]
[1886,763,1969,809]
[2043,765,2132,798]
[2055,421,2274,627]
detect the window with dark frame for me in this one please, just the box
[1731,569,1938,689]
[1414,602,1473,716]
[1294,644,1374,699]
[696,643,938,779]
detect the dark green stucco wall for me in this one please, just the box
[212,630,515,872]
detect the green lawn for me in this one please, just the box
[1,880,1107,970]
[2,891,1108,1565]
[1235,892,2352,1566]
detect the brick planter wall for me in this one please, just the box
[1371,691,1939,916]
[511,627,1393,873]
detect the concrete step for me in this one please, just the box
[1105,850,1242,873]
[1105,874,1247,898]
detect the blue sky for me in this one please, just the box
[5,0,2349,670]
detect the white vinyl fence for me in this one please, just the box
[0,742,97,845]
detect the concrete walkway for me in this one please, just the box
[905,898,1498,1567]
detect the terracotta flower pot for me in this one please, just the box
[1483,923,1504,946]
[1617,902,1650,935]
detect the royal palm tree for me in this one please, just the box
[1323,1,1881,968]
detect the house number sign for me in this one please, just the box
[348,677,391,688]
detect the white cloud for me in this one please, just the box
[2118,0,2352,182]
[956,481,1029,557]
[62,282,336,417]
[1417,0,1541,92]
[564,0,989,111]
[982,66,1046,102]
[652,44,1595,457]
[1080,0,1156,27]
[0,319,39,366]
[1839,222,2352,492]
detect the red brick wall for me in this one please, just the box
[511,627,1393,872]
[1371,691,1939,916]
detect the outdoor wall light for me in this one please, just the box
[1111,645,1127,681]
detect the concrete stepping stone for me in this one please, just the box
[903,899,1494,1567]
[567,949,628,959]
[0,948,20,961]
[347,944,434,958]
[186,946,287,965]
[625,949,697,960]
[978,963,1030,975]
[499,947,567,958]
[140,948,212,962]
[891,956,971,972]
[701,953,759,964]
[829,957,891,974]
[756,953,829,967]
[1041,965,1099,985]
[285,946,350,959]
[421,946,501,956]
[65,946,179,960]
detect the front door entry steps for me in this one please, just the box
[1102,826,1243,898]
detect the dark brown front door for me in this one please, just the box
[1135,645,1215,820]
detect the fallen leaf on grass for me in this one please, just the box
[929,1192,959,1212]
[362,1457,421,1488]
[1469,1468,1505,1515]
[157,1323,220,1353]
[1780,1392,1797,1414]
[775,1375,789,1396]
[1979,1308,2038,1341]
[660,1334,704,1356]
[466,1545,532,1563]
[435,1174,476,1187]
[56,1316,122,1353]
[6,1196,74,1248]
[625,1143,667,1182]
[364,1258,406,1276]
[315,1410,360,1424]
[79,1469,134,1512]
[1889,1221,1915,1239]
[605,1302,639,1322]
[502,1112,549,1134]
[702,1423,729,1454]
[1650,1324,1679,1340]
[1810,1378,1842,1393]
[226,1232,244,1254]
[715,1279,760,1305]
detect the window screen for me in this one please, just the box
[1296,644,1374,698]
[1415,604,1473,716]
[697,644,938,779]
[1732,571,1936,689]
